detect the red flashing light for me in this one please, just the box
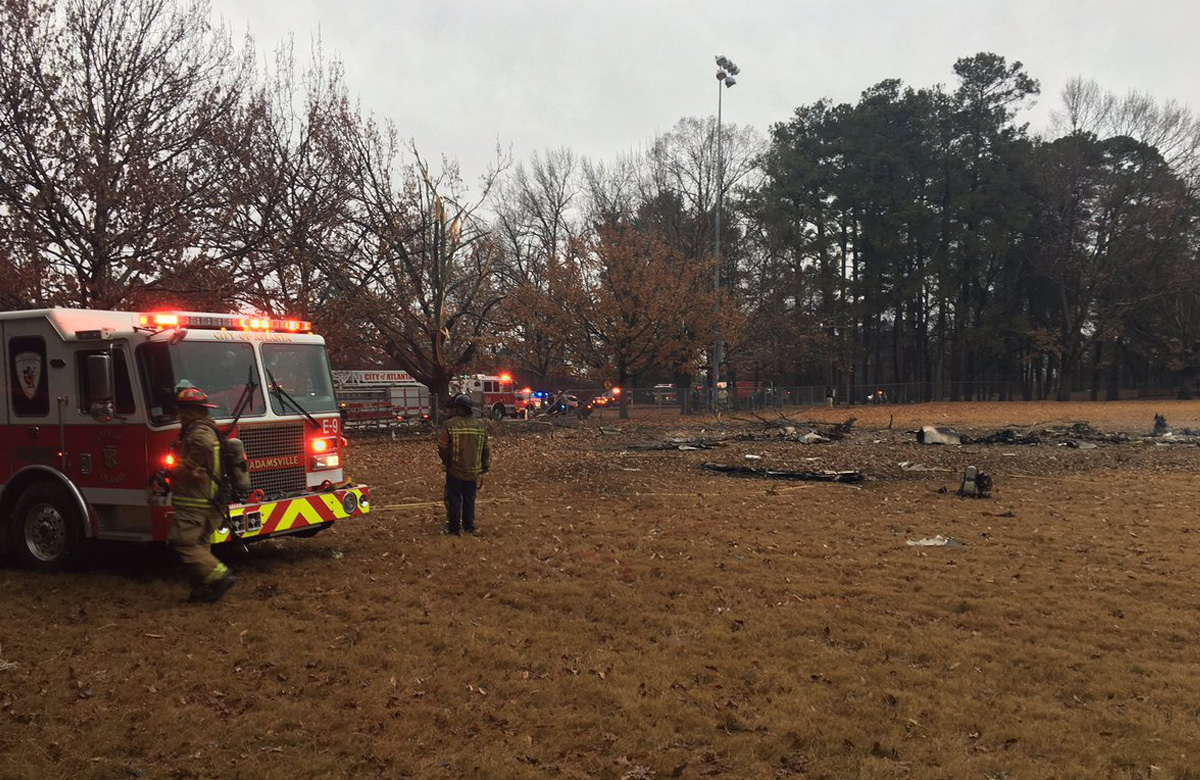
[310,437,335,454]
[612,386,622,395]
[499,372,513,383]
[137,312,313,333]
[162,452,176,468]
[139,313,181,328]
[521,386,532,394]
[238,316,312,333]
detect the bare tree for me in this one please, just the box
[207,36,372,361]
[643,116,763,259]
[331,117,507,407]
[0,0,250,308]
[1052,77,1200,185]
[492,148,581,383]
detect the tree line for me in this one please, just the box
[3,0,1198,414]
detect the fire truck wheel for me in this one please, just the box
[12,483,86,571]
[491,404,505,420]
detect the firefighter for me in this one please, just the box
[168,385,237,602]
[437,393,490,536]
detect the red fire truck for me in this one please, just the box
[451,373,520,419]
[332,370,431,426]
[0,308,371,570]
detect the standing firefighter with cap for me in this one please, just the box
[168,385,238,602]
[438,393,490,535]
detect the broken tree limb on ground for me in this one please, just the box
[701,462,864,483]
[628,439,724,451]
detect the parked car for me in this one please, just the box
[545,392,579,416]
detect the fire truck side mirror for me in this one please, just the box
[86,353,115,422]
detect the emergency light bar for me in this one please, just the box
[136,312,312,333]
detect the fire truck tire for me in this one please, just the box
[12,483,87,571]
[491,404,506,420]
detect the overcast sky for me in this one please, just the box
[208,0,1200,187]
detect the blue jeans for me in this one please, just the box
[444,476,478,534]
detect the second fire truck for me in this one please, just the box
[451,373,522,419]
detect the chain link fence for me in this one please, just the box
[586,380,1188,418]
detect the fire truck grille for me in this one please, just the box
[238,423,307,499]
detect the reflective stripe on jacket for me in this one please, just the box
[438,415,490,481]
[172,420,221,509]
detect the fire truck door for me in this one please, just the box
[6,332,61,472]
[65,347,146,496]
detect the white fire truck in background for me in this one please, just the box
[451,372,523,419]
[331,370,431,427]
[0,308,371,570]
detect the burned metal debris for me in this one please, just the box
[917,425,962,445]
[701,462,864,483]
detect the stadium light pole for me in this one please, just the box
[712,54,738,412]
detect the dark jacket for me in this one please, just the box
[438,415,490,481]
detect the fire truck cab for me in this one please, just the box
[451,373,518,420]
[0,308,371,570]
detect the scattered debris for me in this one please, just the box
[917,425,962,445]
[956,466,992,498]
[906,535,966,547]
[963,429,1040,445]
[825,417,857,440]
[1061,440,1097,449]
[798,431,829,444]
[743,454,763,460]
[898,461,947,472]
[701,462,863,483]
[1151,414,1200,437]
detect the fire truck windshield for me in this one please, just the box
[262,343,338,415]
[137,341,266,424]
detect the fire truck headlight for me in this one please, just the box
[313,453,341,470]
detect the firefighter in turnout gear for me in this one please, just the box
[438,394,490,535]
[168,385,237,602]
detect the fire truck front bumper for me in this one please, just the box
[209,485,371,544]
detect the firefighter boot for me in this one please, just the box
[190,562,237,604]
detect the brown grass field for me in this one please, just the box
[3,400,1200,780]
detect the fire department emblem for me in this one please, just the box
[14,352,42,401]
[102,445,119,469]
